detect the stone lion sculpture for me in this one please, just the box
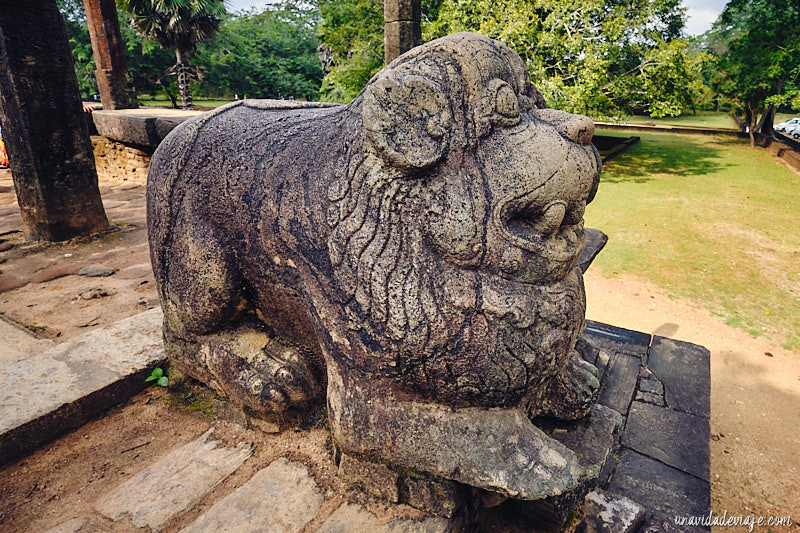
[148,33,602,501]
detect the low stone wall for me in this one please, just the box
[92,136,153,186]
[758,135,800,173]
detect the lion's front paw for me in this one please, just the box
[203,326,323,413]
[535,349,600,420]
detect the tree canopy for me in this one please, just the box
[705,0,800,144]
[117,0,226,107]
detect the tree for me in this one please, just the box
[426,0,689,118]
[707,0,800,147]
[117,0,226,108]
[318,0,384,102]
[195,3,323,100]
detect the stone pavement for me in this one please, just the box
[0,314,709,533]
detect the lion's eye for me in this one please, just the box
[495,84,520,118]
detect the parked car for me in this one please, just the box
[774,117,800,133]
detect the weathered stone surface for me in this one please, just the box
[635,391,665,406]
[0,308,164,465]
[402,474,465,518]
[340,452,401,503]
[95,428,252,531]
[578,228,608,273]
[78,264,116,277]
[648,336,710,418]
[584,321,651,356]
[638,377,663,395]
[622,401,710,481]
[523,405,622,528]
[30,263,81,283]
[179,457,322,533]
[317,503,449,533]
[92,109,202,147]
[597,353,641,415]
[608,449,710,519]
[583,490,645,533]
[42,517,87,533]
[0,314,54,364]
[148,33,602,501]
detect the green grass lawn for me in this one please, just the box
[585,130,800,351]
[138,96,235,109]
[620,111,799,130]
[623,111,737,129]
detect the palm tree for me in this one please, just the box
[118,0,226,109]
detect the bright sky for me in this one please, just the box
[224,0,728,36]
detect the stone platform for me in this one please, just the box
[1,310,710,532]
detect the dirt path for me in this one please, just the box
[584,270,800,526]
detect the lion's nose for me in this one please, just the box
[556,113,594,145]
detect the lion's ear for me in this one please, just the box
[363,73,451,173]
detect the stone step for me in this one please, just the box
[0,307,165,465]
[179,457,323,533]
[95,428,253,531]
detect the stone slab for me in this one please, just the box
[648,337,710,418]
[623,401,710,481]
[578,228,608,273]
[317,503,449,533]
[92,108,202,148]
[584,321,651,356]
[0,313,54,364]
[583,490,645,533]
[0,308,165,465]
[179,457,322,533]
[608,449,710,520]
[95,428,253,531]
[597,353,641,416]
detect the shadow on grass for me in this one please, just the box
[602,137,729,184]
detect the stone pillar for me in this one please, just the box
[83,0,139,110]
[0,0,109,241]
[384,0,421,64]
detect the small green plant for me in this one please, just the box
[146,367,169,387]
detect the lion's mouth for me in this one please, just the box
[499,191,585,263]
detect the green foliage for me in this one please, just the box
[117,0,226,59]
[318,0,384,102]
[58,0,98,98]
[705,0,800,133]
[424,0,693,118]
[194,3,323,100]
[146,367,169,387]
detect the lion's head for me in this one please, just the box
[324,33,601,410]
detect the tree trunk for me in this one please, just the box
[755,105,776,137]
[175,49,193,110]
[0,0,108,241]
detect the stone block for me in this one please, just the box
[583,490,645,533]
[584,321,651,356]
[339,452,401,503]
[578,228,608,273]
[598,353,640,415]
[401,475,465,518]
[608,449,710,519]
[95,428,253,531]
[648,337,710,418]
[179,457,322,533]
[0,308,165,465]
[622,401,710,481]
[317,503,449,533]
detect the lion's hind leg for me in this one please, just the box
[157,221,322,413]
